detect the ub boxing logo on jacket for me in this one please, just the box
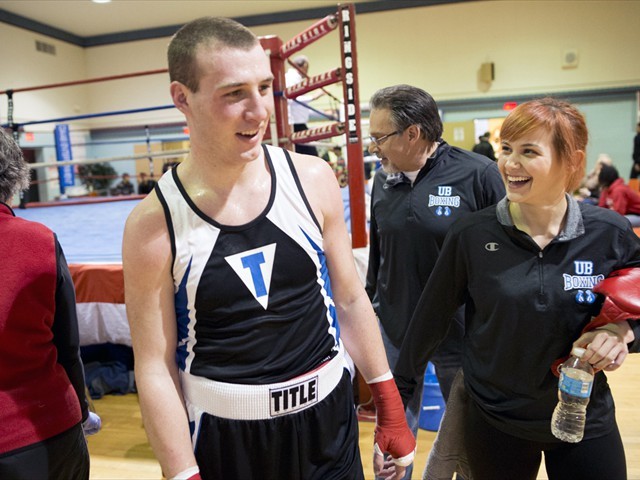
[428,185,461,217]
[563,260,605,305]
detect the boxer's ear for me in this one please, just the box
[170,82,190,113]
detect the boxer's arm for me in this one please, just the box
[293,154,415,475]
[123,195,198,479]
[292,154,392,380]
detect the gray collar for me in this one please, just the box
[496,193,585,241]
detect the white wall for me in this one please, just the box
[251,0,640,102]
[1,0,639,176]
[0,23,88,129]
[84,37,175,128]
[365,0,639,100]
[2,1,639,126]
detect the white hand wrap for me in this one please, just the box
[374,439,416,467]
[170,466,200,480]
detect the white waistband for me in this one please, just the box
[180,353,347,421]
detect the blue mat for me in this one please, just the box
[15,199,141,264]
[14,193,359,263]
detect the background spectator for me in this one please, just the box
[598,164,640,226]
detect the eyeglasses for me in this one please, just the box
[368,131,399,147]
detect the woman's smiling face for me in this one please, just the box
[498,127,569,206]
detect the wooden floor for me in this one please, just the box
[87,355,640,479]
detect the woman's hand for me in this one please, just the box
[574,322,633,371]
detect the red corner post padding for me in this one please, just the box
[69,264,125,304]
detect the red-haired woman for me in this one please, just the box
[396,98,640,480]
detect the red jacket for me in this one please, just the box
[0,203,82,454]
[598,178,640,216]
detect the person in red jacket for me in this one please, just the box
[0,128,100,479]
[598,164,640,227]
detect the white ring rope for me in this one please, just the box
[27,148,190,169]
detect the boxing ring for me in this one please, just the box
[261,2,367,247]
[15,198,137,346]
[2,3,367,246]
[4,4,369,350]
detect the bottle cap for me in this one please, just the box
[572,346,586,358]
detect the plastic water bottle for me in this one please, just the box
[551,346,594,443]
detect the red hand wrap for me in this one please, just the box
[368,378,416,461]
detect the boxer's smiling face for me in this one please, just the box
[172,43,274,164]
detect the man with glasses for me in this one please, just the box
[365,84,505,479]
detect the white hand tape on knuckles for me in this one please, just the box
[373,443,416,467]
[170,466,200,480]
[392,449,416,467]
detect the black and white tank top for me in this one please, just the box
[156,145,341,384]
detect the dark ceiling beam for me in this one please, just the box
[0,0,475,47]
[0,8,82,45]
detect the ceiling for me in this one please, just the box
[0,0,383,44]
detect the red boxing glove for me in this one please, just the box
[591,268,640,328]
[551,268,640,376]
[187,474,202,480]
[368,377,416,466]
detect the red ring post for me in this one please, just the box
[291,123,345,143]
[280,15,339,59]
[339,3,367,248]
[285,68,342,99]
[260,35,291,150]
